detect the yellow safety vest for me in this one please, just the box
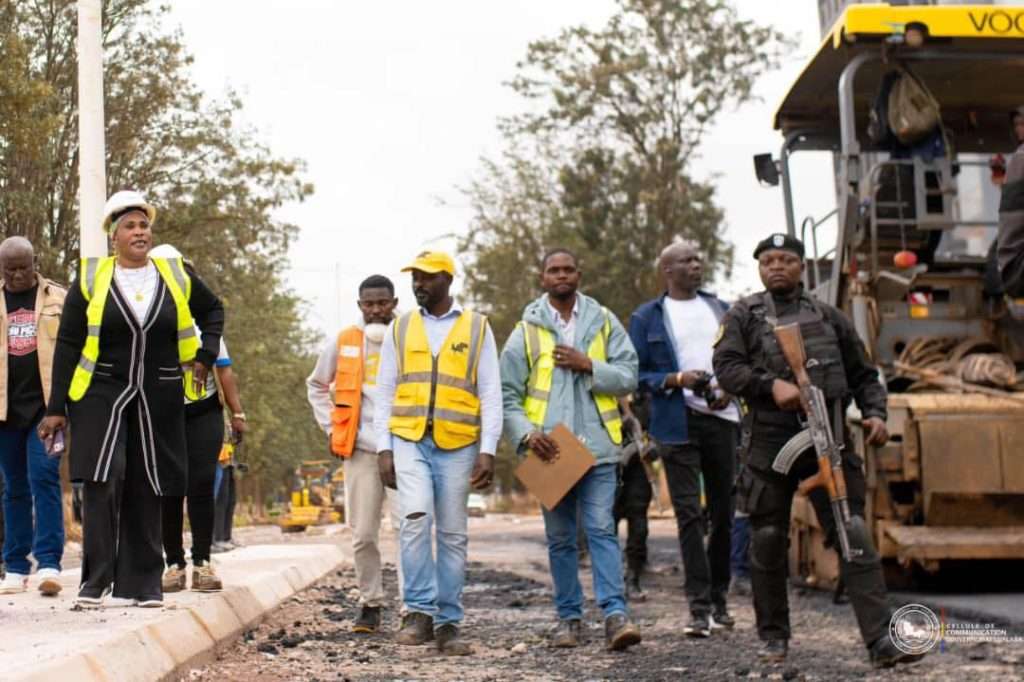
[388,309,486,450]
[520,309,623,444]
[68,257,200,402]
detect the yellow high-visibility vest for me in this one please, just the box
[388,309,486,450]
[69,257,200,402]
[520,309,623,444]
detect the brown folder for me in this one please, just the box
[514,423,596,511]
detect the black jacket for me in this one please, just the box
[47,265,223,495]
[712,289,887,431]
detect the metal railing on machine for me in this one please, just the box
[800,208,838,297]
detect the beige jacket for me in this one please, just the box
[0,274,66,421]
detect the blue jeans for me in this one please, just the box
[393,434,477,626]
[542,463,626,620]
[0,420,64,574]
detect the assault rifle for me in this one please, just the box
[771,323,860,562]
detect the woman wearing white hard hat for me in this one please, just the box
[149,243,247,594]
[39,191,224,608]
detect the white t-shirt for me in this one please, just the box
[113,262,158,322]
[663,296,740,423]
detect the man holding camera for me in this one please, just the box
[628,240,737,638]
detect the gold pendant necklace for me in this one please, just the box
[117,264,150,302]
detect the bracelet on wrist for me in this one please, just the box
[232,412,247,421]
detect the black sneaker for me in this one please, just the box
[758,639,788,662]
[684,613,711,638]
[550,618,582,648]
[710,606,735,630]
[73,586,111,610]
[604,613,642,651]
[352,605,381,633]
[870,633,925,668]
[396,611,434,645]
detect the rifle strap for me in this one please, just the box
[833,399,843,449]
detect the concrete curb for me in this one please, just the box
[12,544,347,682]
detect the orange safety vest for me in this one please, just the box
[330,326,364,457]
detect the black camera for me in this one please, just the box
[691,372,718,404]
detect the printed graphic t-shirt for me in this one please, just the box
[4,286,44,428]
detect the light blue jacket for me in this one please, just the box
[500,293,638,466]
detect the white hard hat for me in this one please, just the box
[149,243,183,259]
[102,190,157,234]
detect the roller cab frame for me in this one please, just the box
[758,3,1024,588]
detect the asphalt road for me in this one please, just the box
[187,515,1024,681]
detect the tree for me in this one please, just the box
[458,0,790,493]
[459,0,791,333]
[0,0,322,504]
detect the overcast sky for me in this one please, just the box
[168,0,837,340]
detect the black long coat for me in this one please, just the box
[47,266,223,496]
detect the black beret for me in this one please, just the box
[753,233,805,260]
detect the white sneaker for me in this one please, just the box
[37,568,62,596]
[0,572,28,594]
[74,587,111,610]
[134,596,164,608]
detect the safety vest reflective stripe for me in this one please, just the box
[82,258,100,297]
[150,258,203,401]
[521,308,623,445]
[390,405,481,426]
[389,309,486,450]
[395,371,479,393]
[330,326,364,458]
[526,386,549,401]
[69,257,199,402]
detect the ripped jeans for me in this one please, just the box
[392,434,477,626]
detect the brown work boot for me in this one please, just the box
[396,612,435,645]
[191,563,223,592]
[550,618,582,648]
[162,565,187,593]
[605,613,642,651]
[435,623,472,656]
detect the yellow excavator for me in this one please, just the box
[278,460,344,533]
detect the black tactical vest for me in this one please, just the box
[751,292,849,402]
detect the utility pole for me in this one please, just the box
[77,0,108,257]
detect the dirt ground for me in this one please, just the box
[186,516,1023,681]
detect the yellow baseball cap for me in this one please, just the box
[401,250,455,276]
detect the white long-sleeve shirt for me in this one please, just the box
[373,303,502,455]
[306,322,383,454]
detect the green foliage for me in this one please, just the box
[458,0,791,491]
[460,0,792,342]
[0,0,321,497]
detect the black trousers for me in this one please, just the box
[161,404,224,567]
[740,438,890,647]
[614,455,651,572]
[660,410,736,615]
[213,465,236,543]
[80,408,163,600]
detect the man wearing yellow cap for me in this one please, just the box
[373,251,502,656]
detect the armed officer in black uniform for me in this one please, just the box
[712,234,923,669]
